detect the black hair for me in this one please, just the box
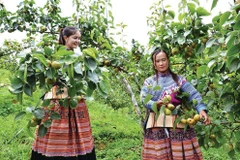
[151,48,179,85]
[58,26,80,45]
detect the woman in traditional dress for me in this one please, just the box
[31,26,96,160]
[140,48,211,160]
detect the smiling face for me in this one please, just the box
[153,51,169,74]
[64,31,81,50]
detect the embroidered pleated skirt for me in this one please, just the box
[31,99,96,160]
[142,127,203,160]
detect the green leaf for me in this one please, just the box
[197,65,208,78]
[14,111,26,121]
[207,59,216,68]
[82,48,97,59]
[44,46,52,56]
[54,49,74,57]
[9,86,22,96]
[88,70,99,83]
[74,62,83,75]
[32,53,48,67]
[153,85,161,91]
[86,87,94,97]
[181,92,190,98]
[23,84,32,96]
[192,99,198,106]
[75,81,84,91]
[84,57,97,71]
[67,63,74,79]
[196,44,205,54]
[98,86,108,98]
[206,38,216,48]
[46,68,54,79]
[39,73,46,88]
[86,81,96,96]
[64,55,76,65]
[220,11,231,26]
[63,98,69,108]
[187,3,196,14]
[33,108,45,119]
[177,35,185,44]
[227,44,240,56]
[38,124,48,137]
[229,58,240,72]
[152,103,158,114]
[196,7,210,16]
[178,12,187,22]
[68,87,76,98]
[159,105,165,115]
[233,14,240,30]
[11,77,24,89]
[167,29,173,37]
[167,10,175,19]
[184,29,191,37]
[50,112,61,120]
[211,0,218,10]
[43,119,52,128]
[99,78,110,94]
[42,99,50,106]
[226,31,237,49]
[144,94,152,105]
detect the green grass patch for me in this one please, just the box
[0,114,34,160]
[86,101,143,159]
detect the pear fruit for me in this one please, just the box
[187,118,195,125]
[171,47,179,55]
[51,61,61,70]
[167,103,175,111]
[193,114,200,121]
[164,108,172,115]
[180,118,187,124]
[163,95,172,103]
[46,78,56,84]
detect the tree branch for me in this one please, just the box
[122,77,142,118]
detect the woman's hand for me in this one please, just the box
[200,110,211,125]
[156,100,164,110]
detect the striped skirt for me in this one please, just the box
[142,127,203,160]
[31,99,95,159]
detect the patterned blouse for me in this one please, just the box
[140,72,207,113]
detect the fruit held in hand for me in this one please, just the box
[167,103,175,110]
[164,108,172,115]
[193,114,200,121]
[180,118,187,124]
[163,95,172,103]
[187,118,195,125]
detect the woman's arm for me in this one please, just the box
[181,81,211,125]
